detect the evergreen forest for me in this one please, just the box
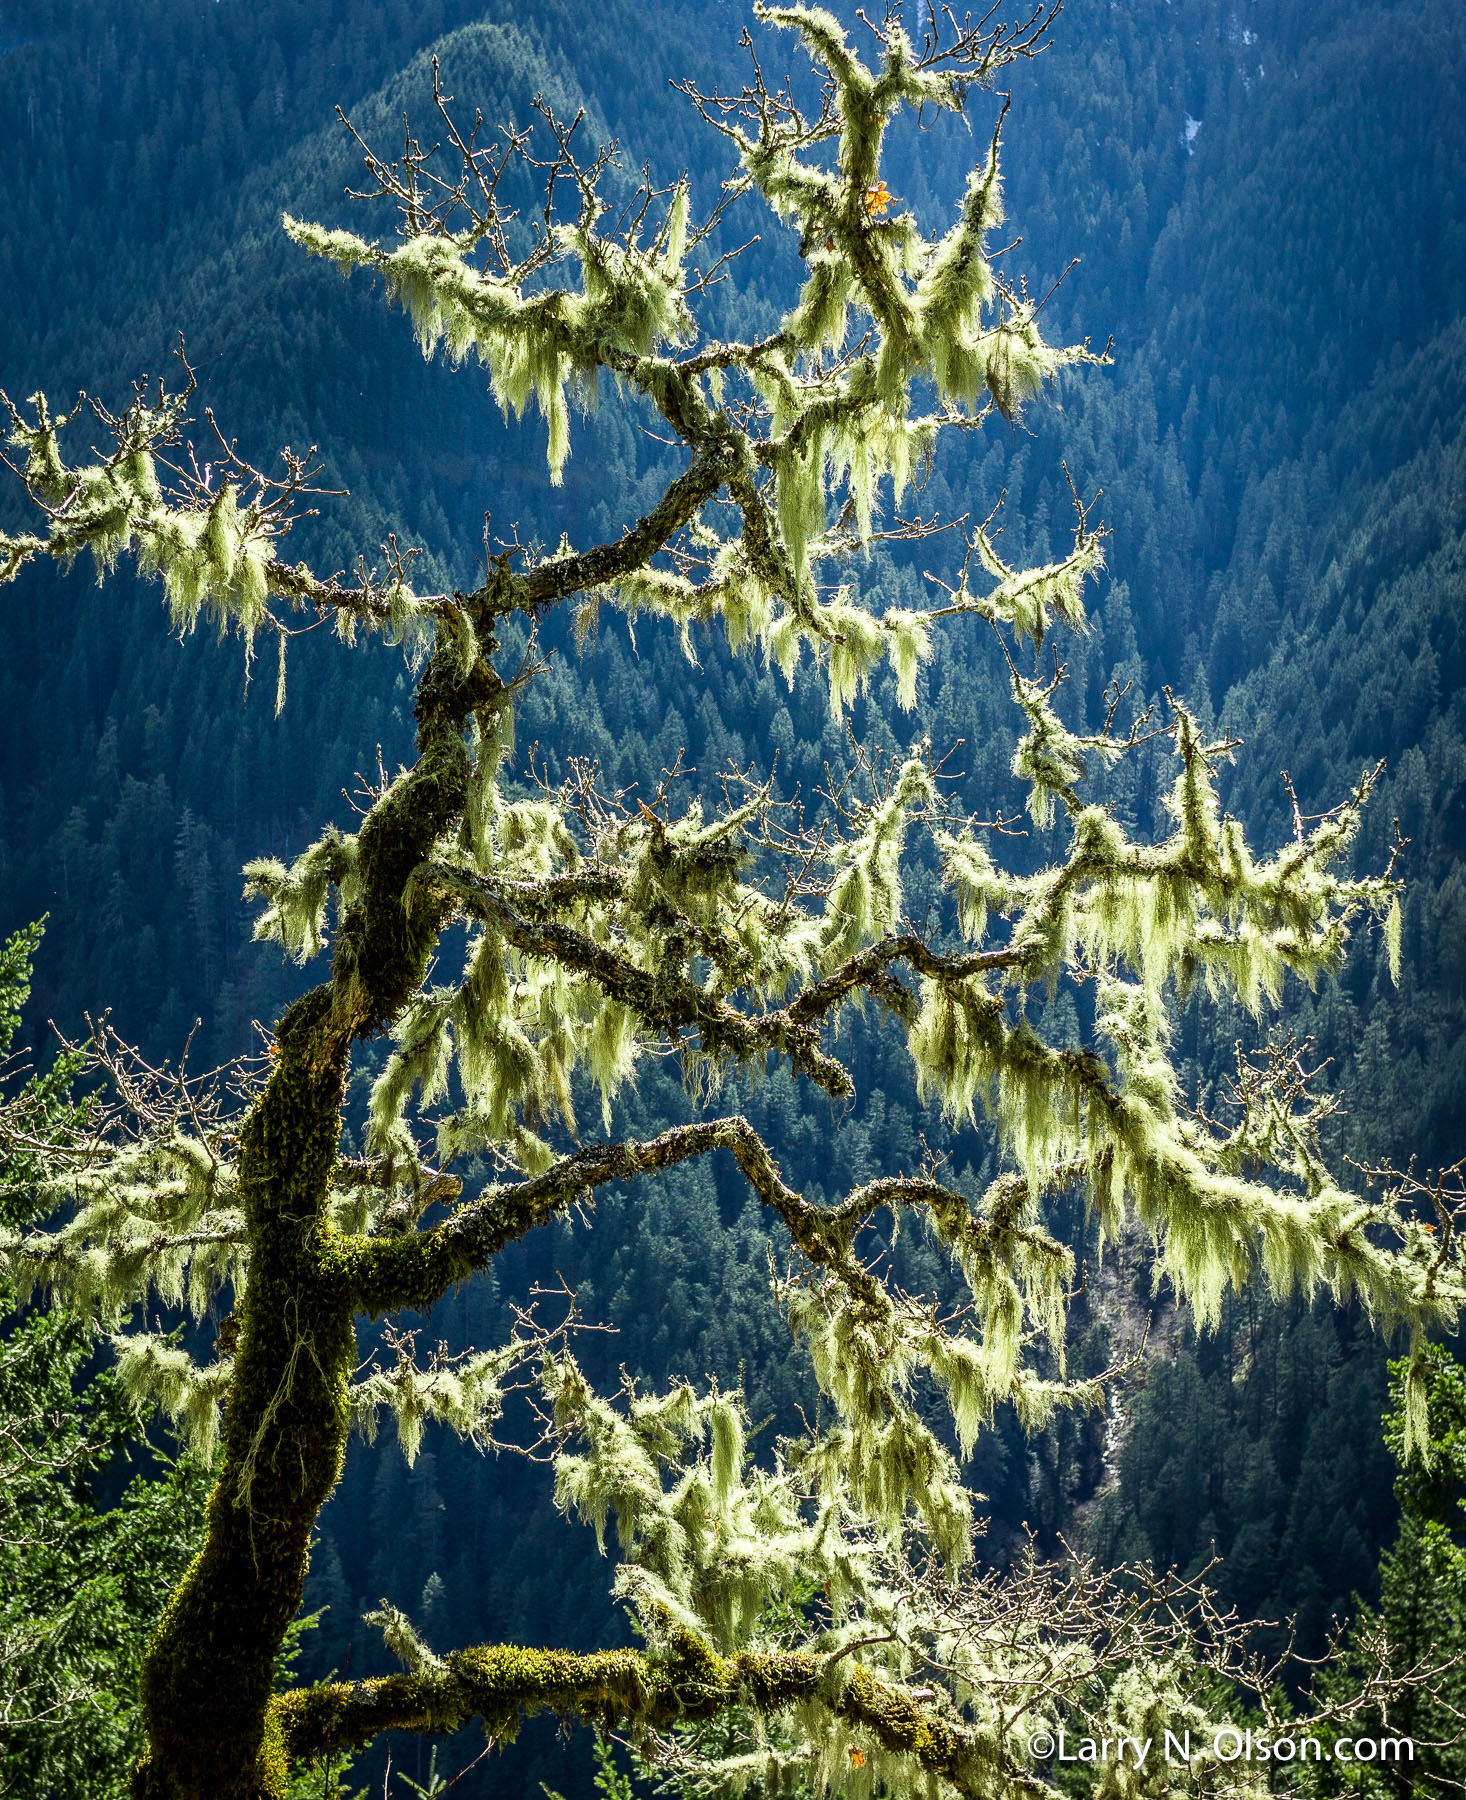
[2,0,1465,1794]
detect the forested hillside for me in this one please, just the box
[3,0,1464,1792]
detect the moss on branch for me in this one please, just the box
[422,861,855,1096]
[271,1630,986,1793]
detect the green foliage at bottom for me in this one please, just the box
[1293,1344,1466,1797]
[0,921,209,1798]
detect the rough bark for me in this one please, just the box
[132,639,498,1800]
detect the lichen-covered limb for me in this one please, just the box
[480,867,628,919]
[0,366,747,652]
[0,527,46,582]
[341,1114,837,1319]
[262,556,452,632]
[0,382,461,658]
[340,1119,739,1315]
[512,437,743,612]
[784,930,1026,1026]
[420,861,854,1095]
[336,1113,840,1319]
[270,1633,993,1796]
[341,1105,1059,1336]
[419,864,1034,1100]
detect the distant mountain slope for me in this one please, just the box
[0,0,725,1054]
[1223,314,1466,1156]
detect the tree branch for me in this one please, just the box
[784,931,1026,1026]
[510,438,743,613]
[340,1119,748,1315]
[420,861,854,1095]
[271,1629,986,1793]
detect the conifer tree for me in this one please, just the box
[1293,1304,1466,1796]
[1,6,1460,1797]
[0,923,207,1795]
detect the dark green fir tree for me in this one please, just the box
[0,920,208,1797]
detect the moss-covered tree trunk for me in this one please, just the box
[131,643,493,1799]
[132,988,355,1800]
